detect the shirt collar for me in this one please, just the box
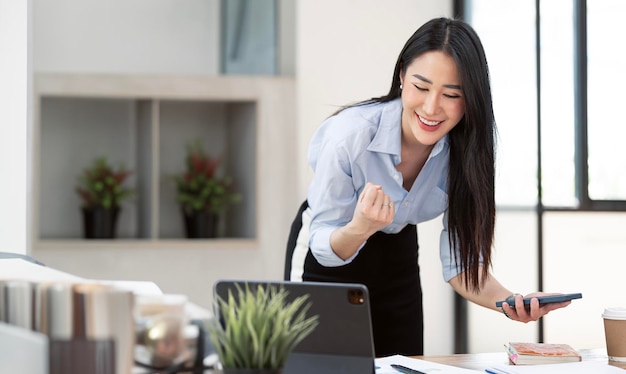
[367,99,402,156]
[367,98,449,159]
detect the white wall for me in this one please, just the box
[33,0,220,75]
[0,0,30,255]
[543,212,626,349]
[467,211,539,352]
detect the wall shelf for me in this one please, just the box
[33,73,297,249]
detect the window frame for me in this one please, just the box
[453,0,626,354]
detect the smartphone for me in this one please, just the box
[496,293,582,308]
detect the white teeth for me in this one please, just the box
[418,115,441,126]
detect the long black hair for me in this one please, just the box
[340,17,497,292]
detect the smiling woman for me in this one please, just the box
[284,17,575,357]
[399,51,465,145]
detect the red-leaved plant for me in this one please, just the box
[76,157,134,210]
[175,141,241,214]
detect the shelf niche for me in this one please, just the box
[32,74,293,248]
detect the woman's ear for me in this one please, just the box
[398,66,406,90]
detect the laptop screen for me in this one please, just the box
[213,280,376,374]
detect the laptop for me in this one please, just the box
[213,280,376,374]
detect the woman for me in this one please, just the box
[285,17,571,357]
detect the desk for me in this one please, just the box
[166,348,626,373]
[414,348,626,371]
[193,348,626,373]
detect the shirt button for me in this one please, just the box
[393,174,400,180]
[403,202,409,207]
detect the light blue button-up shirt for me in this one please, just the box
[306,98,462,282]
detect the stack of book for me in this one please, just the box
[0,258,161,374]
[505,342,582,365]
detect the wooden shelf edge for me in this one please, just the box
[34,73,296,100]
[33,238,259,251]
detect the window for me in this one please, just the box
[464,0,626,210]
[458,0,626,352]
[586,0,626,201]
[221,0,278,75]
[464,1,538,207]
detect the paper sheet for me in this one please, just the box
[376,354,482,373]
[0,258,86,282]
[0,258,162,295]
[0,322,48,374]
[485,360,625,374]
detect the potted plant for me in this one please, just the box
[174,141,241,238]
[208,283,319,374]
[76,156,134,239]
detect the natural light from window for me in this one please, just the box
[587,0,626,200]
[466,1,538,207]
[468,0,626,207]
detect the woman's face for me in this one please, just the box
[399,51,465,147]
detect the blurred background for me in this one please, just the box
[2,0,625,356]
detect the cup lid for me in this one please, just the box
[602,307,626,320]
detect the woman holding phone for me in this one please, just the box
[285,17,572,357]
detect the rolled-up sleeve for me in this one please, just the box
[308,223,362,266]
[439,210,462,282]
[439,210,485,282]
[307,120,367,266]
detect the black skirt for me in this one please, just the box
[285,201,424,357]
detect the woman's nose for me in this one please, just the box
[423,93,440,116]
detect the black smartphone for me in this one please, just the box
[496,293,582,308]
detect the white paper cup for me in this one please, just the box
[603,307,626,362]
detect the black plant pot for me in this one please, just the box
[182,209,218,238]
[82,207,120,239]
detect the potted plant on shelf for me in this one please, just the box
[76,156,134,239]
[174,141,241,238]
[208,283,319,374]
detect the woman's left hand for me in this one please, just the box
[501,293,571,323]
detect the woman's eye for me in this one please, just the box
[413,84,427,91]
[444,94,462,99]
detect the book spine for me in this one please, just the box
[505,344,519,364]
[46,282,75,339]
[3,280,34,330]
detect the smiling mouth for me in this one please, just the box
[418,114,442,127]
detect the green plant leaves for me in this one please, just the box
[175,141,242,214]
[76,156,134,209]
[207,283,319,370]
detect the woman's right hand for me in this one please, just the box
[329,183,395,260]
[351,182,395,235]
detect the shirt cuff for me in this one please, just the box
[309,226,363,267]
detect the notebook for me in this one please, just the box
[213,279,376,374]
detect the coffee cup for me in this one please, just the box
[602,307,626,362]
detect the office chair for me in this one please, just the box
[284,200,309,281]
